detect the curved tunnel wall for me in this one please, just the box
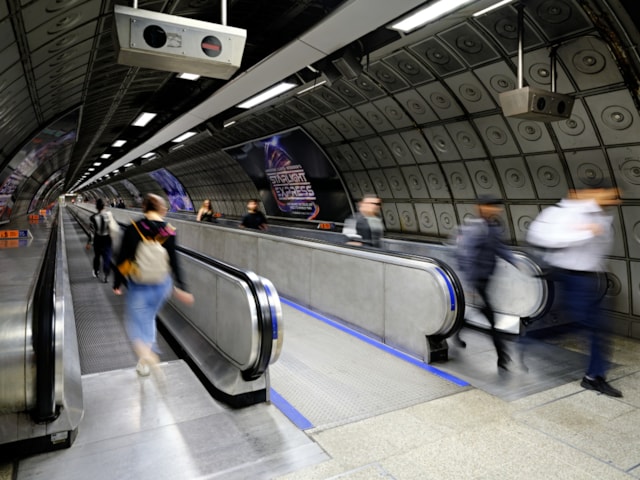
[75,0,640,336]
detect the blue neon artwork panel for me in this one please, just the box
[149,168,194,212]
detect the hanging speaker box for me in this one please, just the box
[499,86,574,122]
[113,5,247,80]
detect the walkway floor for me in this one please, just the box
[275,329,640,479]
[3,328,638,479]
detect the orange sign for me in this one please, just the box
[317,223,335,230]
[0,229,29,239]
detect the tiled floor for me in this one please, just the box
[275,330,640,479]
[4,328,638,479]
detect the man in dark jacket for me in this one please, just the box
[86,198,113,283]
[456,195,518,370]
[342,194,384,248]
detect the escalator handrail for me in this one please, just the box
[175,246,274,380]
[67,205,275,380]
[32,209,59,423]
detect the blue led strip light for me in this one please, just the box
[435,267,456,311]
[270,388,314,430]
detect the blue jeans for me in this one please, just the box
[554,269,610,378]
[126,276,173,351]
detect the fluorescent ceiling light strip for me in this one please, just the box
[132,112,157,127]
[223,120,236,128]
[473,0,514,16]
[237,82,297,109]
[178,73,200,81]
[100,154,111,159]
[141,152,156,158]
[298,80,327,95]
[171,131,197,143]
[391,0,477,33]
[112,140,126,147]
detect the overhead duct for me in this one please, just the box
[113,5,247,79]
[498,3,573,122]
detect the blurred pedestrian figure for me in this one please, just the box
[113,193,194,377]
[86,198,114,283]
[240,199,268,230]
[342,194,384,247]
[456,195,519,370]
[116,197,126,209]
[196,199,215,222]
[527,183,622,397]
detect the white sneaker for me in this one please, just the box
[136,361,150,376]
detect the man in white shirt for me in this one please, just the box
[527,183,622,397]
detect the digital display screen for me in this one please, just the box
[225,128,351,222]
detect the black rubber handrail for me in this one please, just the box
[32,211,59,423]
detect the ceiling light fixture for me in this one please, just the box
[297,80,327,95]
[93,162,102,166]
[100,154,111,159]
[112,140,127,147]
[141,152,156,158]
[223,120,236,128]
[132,112,157,127]
[171,131,197,143]
[390,0,478,33]
[177,73,201,81]
[473,0,514,16]
[237,82,297,109]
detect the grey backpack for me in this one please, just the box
[130,220,170,284]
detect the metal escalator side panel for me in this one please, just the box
[433,266,464,337]
[173,254,260,372]
[237,270,274,380]
[258,277,283,365]
[53,208,84,431]
[510,251,551,321]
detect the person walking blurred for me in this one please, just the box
[196,199,215,222]
[527,183,622,397]
[86,198,114,283]
[456,195,519,370]
[240,199,268,230]
[342,194,384,248]
[113,193,194,376]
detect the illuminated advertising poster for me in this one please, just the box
[0,110,78,222]
[149,168,194,212]
[28,170,63,213]
[225,128,351,222]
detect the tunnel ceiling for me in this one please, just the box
[0,0,348,193]
[1,0,640,215]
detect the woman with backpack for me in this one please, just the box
[113,193,194,376]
